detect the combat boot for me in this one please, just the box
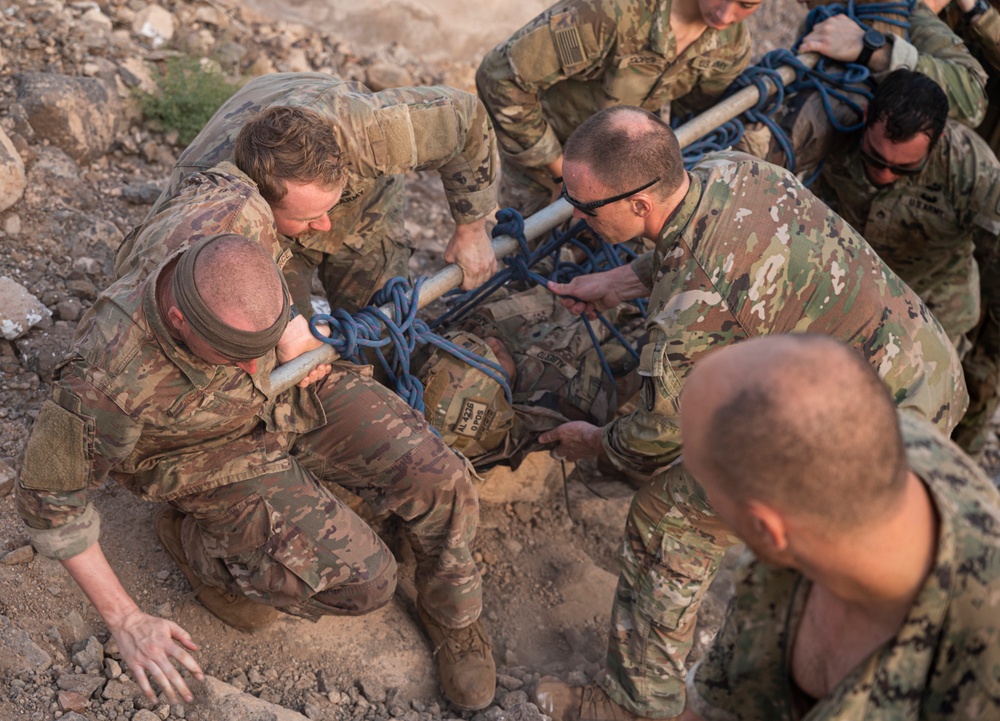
[533,677,669,721]
[417,603,496,711]
[153,506,278,632]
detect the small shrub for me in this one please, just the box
[136,56,244,145]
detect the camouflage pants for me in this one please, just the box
[281,176,414,316]
[175,362,482,628]
[498,155,560,219]
[602,462,741,718]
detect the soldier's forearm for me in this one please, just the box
[62,541,143,633]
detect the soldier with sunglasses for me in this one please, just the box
[816,70,1000,451]
[530,105,967,721]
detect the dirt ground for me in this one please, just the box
[1,1,998,720]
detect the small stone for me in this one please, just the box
[132,711,160,721]
[102,677,142,701]
[56,673,104,699]
[1,544,32,565]
[4,214,21,236]
[500,690,529,710]
[71,257,101,276]
[153,601,171,617]
[155,705,170,720]
[104,658,122,679]
[62,610,90,645]
[497,674,524,691]
[228,670,248,691]
[55,299,84,322]
[327,690,344,705]
[505,702,547,721]
[66,279,98,301]
[72,636,104,674]
[132,5,175,48]
[365,62,414,91]
[58,689,87,712]
[247,668,265,685]
[358,677,386,703]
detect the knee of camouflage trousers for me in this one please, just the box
[602,462,742,718]
[177,461,400,622]
[498,158,557,219]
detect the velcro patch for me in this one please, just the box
[454,399,489,438]
[21,400,91,492]
[551,15,585,70]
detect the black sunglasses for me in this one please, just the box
[560,176,661,217]
[858,138,929,176]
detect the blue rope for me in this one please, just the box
[677,0,916,174]
[309,276,513,417]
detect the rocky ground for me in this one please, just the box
[1,1,997,721]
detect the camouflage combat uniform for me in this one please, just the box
[687,411,1000,721]
[742,2,989,177]
[475,0,751,216]
[938,2,1000,454]
[816,119,1000,359]
[417,284,645,469]
[599,152,968,718]
[133,72,499,315]
[15,255,482,628]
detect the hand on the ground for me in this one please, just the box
[798,15,865,62]
[538,421,605,462]
[445,219,497,290]
[113,608,204,704]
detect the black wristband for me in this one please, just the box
[552,176,563,183]
[289,305,302,321]
[965,0,990,23]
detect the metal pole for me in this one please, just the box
[269,53,818,394]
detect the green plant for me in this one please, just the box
[136,56,244,145]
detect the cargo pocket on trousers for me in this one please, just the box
[199,494,329,602]
[635,531,718,631]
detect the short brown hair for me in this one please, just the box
[234,106,345,205]
[563,106,686,198]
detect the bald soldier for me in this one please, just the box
[678,335,1000,721]
[117,73,499,315]
[476,0,762,217]
[16,235,496,711]
[528,106,966,721]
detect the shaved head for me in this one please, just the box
[192,235,286,332]
[563,106,686,198]
[681,334,908,532]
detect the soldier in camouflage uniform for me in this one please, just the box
[475,0,761,218]
[119,72,500,315]
[740,0,989,178]
[924,0,1000,454]
[15,235,496,711]
[680,335,1000,721]
[528,107,967,721]
[815,70,1000,455]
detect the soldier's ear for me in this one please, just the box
[747,500,789,553]
[166,306,187,333]
[631,196,651,218]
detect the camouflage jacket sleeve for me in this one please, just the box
[475,0,616,167]
[324,86,499,225]
[15,363,143,560]
[943,3,1000,73]
[476,0,750,166]
[878,2,989,127]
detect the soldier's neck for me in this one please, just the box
[670,0,709,55]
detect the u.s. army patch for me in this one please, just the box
[551,12,585,70]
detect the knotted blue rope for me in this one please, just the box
[677,0,916,174]
[309,276,512,416]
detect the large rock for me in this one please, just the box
[0,614,52,675]
[188,675,311,720]
[23,146,95,211]
[15,320,77,380]
[0,276,50,341]
[0,125,25,212]
[15,73,119,164]
[476,452,561,504]
[132,5,176,48]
